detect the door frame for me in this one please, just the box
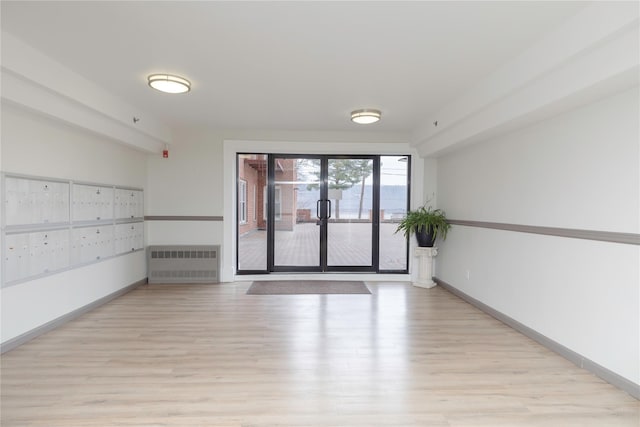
[225,140,424,282]
[266,154,380,273]
[322,155,379,273]
[267,154,323,273]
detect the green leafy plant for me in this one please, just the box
[395,206,451,245]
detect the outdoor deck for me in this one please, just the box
[239,222,407,271]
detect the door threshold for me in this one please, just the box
[234,273,411,282]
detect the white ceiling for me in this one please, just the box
[1,1,588,134]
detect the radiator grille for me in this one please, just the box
[151,250,216,259]
[147,245,219,284]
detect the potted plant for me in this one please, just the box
[395,206,451,247]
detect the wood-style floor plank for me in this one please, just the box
[1,282,638,426]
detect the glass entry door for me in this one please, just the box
[237,153,409,274]
[325,157,375,270]
[270,156,322,270]
[269,155,377,272]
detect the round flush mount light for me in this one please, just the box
[148,74,191,94]
[351,109,381,124]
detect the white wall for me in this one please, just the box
[145,128,225,249]
[413,2,639,158]
[145,129,419,281]
[2,31,170,152]
[1,104,148,343]
[435,87,640,385]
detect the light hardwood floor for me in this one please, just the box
[1,282,638,426]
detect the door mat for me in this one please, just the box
[247,280,371,295]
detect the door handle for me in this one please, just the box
[316,200,321,219]
[327,199,332,219]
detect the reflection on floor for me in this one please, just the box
[2,282,637,426]
[239,222,407,270]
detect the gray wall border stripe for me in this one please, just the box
[0,278,146,354]
[448,219,640,245]
[434,277,640,400]
[145,215,223,221]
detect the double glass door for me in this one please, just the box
[236,153,409,274]
[270,155,376,272]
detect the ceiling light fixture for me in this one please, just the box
[148,74,191,94]
[351,109,381,124]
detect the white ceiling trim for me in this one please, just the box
[1,32,171,152]
[413,2,640,157]
[1,70,167,154]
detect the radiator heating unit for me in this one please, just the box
[147,245,219,284]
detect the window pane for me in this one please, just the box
[273,157,320,267]
[326,158,373,267]
[237,154,268,271]
[379,156,409,271]
[239,180,247,223]
[274,186,282,220]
